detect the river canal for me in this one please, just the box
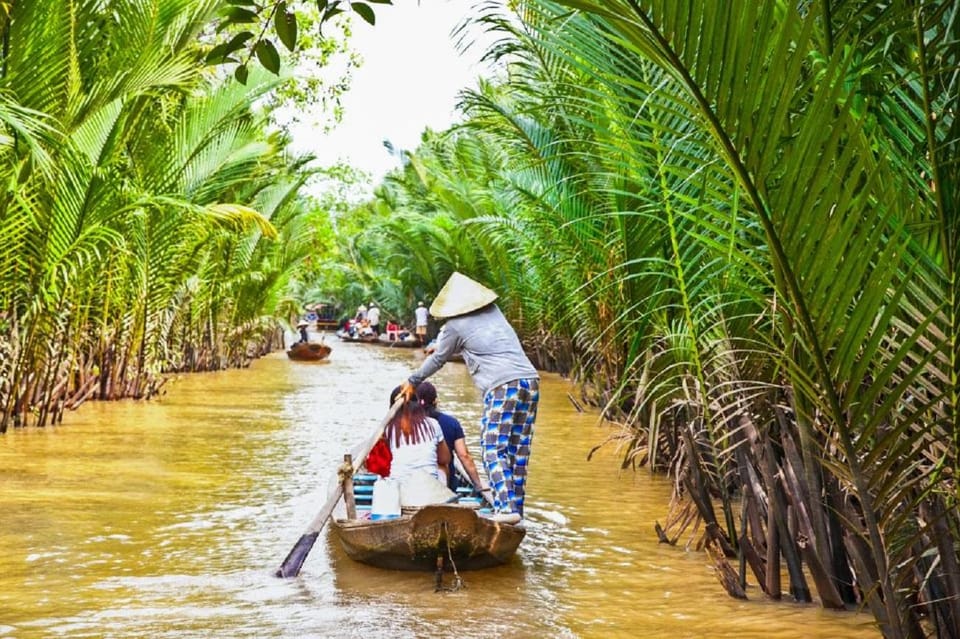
[0,340,880,638]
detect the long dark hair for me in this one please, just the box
[386,386,433,447]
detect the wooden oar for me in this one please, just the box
[274,397,404,578]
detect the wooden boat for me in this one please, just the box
[336,329,378,343]
[332,503,525,571]
[286,341,331,361]
[377,335,420,348]
[330,474,525,571]
[303,301,341,332]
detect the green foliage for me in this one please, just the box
[0,0,333,428]
[274,1,299,51]
[255,38,282,73]
[4,0,958,633]
[214,0,394,81]
[221,2,360,136]
[314,1,960,635]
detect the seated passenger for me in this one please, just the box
[385,320,400,341]
[416,381,485,494]
[387,320,401,342]
[384,386,453,505]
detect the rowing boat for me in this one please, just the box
[330,474,525,571]
[336,329,378,343]
[376,335,420,348]
[286,342,332,361]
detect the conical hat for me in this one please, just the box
[429,272,498,318]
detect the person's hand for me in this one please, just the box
[399,381,417,402]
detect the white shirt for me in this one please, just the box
[389,417,443,481]
[367,306,380,325]
[415,305,428,327]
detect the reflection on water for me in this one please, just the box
[0,341,879,638]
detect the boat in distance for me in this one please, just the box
[286,341,332,361]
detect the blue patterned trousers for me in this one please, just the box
[480,378,540,516]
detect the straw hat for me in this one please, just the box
[296,320,309,328]
[429,272,498,318]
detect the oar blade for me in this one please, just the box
[273,397,404,579]
[274,532,319,578]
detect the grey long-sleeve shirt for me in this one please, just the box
[408,304,539,396]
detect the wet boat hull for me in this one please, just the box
[377,336,420,348]
[331,504,525,571]
[286,342,332,360]
[336,330,378,343]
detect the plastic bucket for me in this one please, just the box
[370,477,401,520]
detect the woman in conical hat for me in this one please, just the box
[400,271,540,523]
[296,320,309,344]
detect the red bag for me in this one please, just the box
[366,437,392,477]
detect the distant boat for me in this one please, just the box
[286,341,332,361]
[303,301,341,332]
[377,335,420,348]
[336,329,378,343]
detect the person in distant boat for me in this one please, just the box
[296,320,309,344]
[355,304,367,322]
[416,381,485,495]
[347,318,361,338]
[357,320,375,338]
[385,385,452,486]
[385,319,400,341]
[414,301,429,345]
[398,272,540,524]
[366,302,381,337]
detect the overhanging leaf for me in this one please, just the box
[206,30,254,64]
[351,2,376,26]
[234,63,249,84]
[255,39,281,75]
[274,2,298,52]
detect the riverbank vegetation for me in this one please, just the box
[0,0,354,429]
[2,2,958,638]
[319,3,959,638]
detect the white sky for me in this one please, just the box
[289,0,494,190]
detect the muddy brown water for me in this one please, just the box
[0,340,880,638]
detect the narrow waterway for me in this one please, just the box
[0,340,880,638]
